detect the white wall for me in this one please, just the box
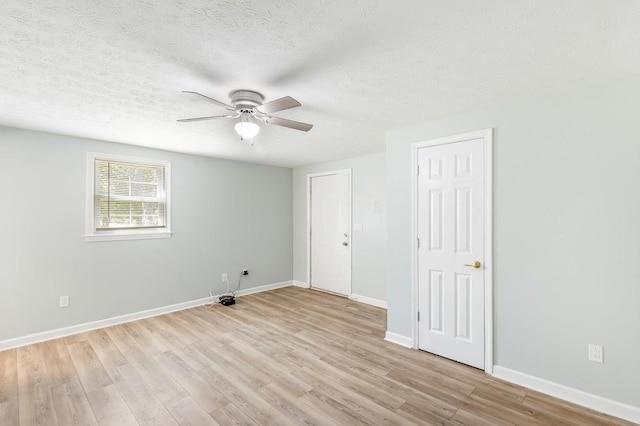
[386,74,640,408]
[0,126,293,342]
[292,153,386,303]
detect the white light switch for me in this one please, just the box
[353,223,363,231]
[59,295,70,308]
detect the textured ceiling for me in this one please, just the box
[2,1,640,167]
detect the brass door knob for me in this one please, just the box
[464,261,482,269]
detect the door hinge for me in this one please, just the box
[417,311,420,322]
[417,237,420,249]
[417,165,420,176]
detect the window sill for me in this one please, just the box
[84,231,172,242]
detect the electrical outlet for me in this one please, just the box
[59,295,70,308]
[222,272,228,282]
[588,344,604,363]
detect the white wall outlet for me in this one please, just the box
[222,272,228,282]
[59,295,70,308]
[588,344,604,363]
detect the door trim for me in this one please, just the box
[411,129,493,373]
[306,169,353,296]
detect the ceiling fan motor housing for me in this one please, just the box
[230,90,264,110]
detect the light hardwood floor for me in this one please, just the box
[0,287,634,425]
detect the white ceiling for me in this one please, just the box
[2,1,640,167]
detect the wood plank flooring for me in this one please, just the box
[0,287,634,425]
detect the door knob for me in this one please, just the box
[464,261,482,269]
[342,241,349,246]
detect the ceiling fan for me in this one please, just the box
[177,90,313,141]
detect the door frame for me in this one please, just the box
[306,169,353,295]
[411,129,493,373]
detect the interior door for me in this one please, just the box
[417,138,485,369]
[310,171,351,296]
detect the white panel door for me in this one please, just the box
[310,172,351,296]
[417,138,485,369]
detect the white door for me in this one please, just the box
[417,138,485,369]
[309,171,351,296]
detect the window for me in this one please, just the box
[86,153,171,241]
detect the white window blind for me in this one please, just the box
[94,158,167,231]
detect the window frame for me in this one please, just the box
[85,152,172,242]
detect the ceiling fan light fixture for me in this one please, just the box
[234,115,260,140]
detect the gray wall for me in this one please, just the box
[0,126,292,342]
[386,74,640,407]
[293,153,387,302]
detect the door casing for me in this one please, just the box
[306,169,353,295]
[411,129,493,373]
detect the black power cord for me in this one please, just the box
[220,269,248,306]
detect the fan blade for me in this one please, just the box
[182,91,234,110]
[257,96,301,114]
[177,114,236,122]
[262,115,313,132]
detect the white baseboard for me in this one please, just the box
[0,295,215,351]
[292,280,309,288]
[349,294,387,309]
[236,280,293,296]
[0,280,293,352]
[384,331,414,348]
[493,366,640,424]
